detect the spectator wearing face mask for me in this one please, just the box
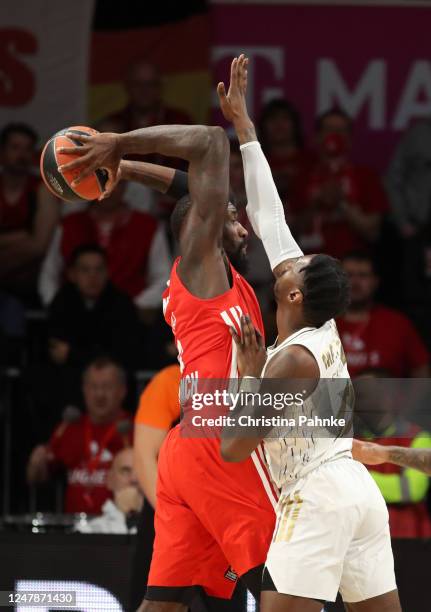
[291,108,389,259]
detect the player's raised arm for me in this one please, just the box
[218,54,303,278]
[57,121,230,296]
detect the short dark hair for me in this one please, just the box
[0,122,38,148]
[315,108,352,133]
[258,98,304,149]
[300,254,350,328]
[69,243,107,267]
[84,355,126,385]
[342,250,377,273]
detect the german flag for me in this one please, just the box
[89,1,210,125]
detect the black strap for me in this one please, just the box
[166,170,189,200]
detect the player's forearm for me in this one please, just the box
[117,125,221,164]
[119,160,175,194]
[120,161,189,200]
[241,141,303,275]
[386,446,431,476]
[233,116,257,145]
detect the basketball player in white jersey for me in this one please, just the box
[219,56,401,612]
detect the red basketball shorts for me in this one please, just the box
[147,425,277,599]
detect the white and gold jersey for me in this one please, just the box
[262,319,353,489]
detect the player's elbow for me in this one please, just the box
[206,126,229,155]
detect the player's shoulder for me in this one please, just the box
[266,343,318,378]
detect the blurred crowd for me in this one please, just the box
[1,58,431,541]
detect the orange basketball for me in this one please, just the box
[40,126,108,202]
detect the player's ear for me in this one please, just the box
[288,288,303,305]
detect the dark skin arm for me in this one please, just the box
[117,160,176,195]
[221,317,319,463]
[58,79,241,299]
[352,439,431,475]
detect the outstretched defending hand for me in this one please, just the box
[57,132,121,199]
[230,315,266,378]
[352,439,388,466]
[217,54,250,124]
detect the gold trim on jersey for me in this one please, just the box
[274,492,303,543]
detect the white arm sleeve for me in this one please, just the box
[240,140,303,271]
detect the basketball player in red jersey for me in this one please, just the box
[57,59,277,611]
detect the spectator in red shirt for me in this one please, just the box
[257,98,314,203]
[38,181,171,319]
[291,109,388,259]
[337,252,430,377]
[0,123,59,296]
[26,357,133,514]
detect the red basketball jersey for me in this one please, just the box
[163,257,264,382]
[150,257,278,592]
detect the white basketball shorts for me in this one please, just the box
[265,457,397,603]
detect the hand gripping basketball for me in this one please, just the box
[58,131,121,199]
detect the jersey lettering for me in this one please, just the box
[181,371,199,401]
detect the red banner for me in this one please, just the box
[212,3,431,170]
